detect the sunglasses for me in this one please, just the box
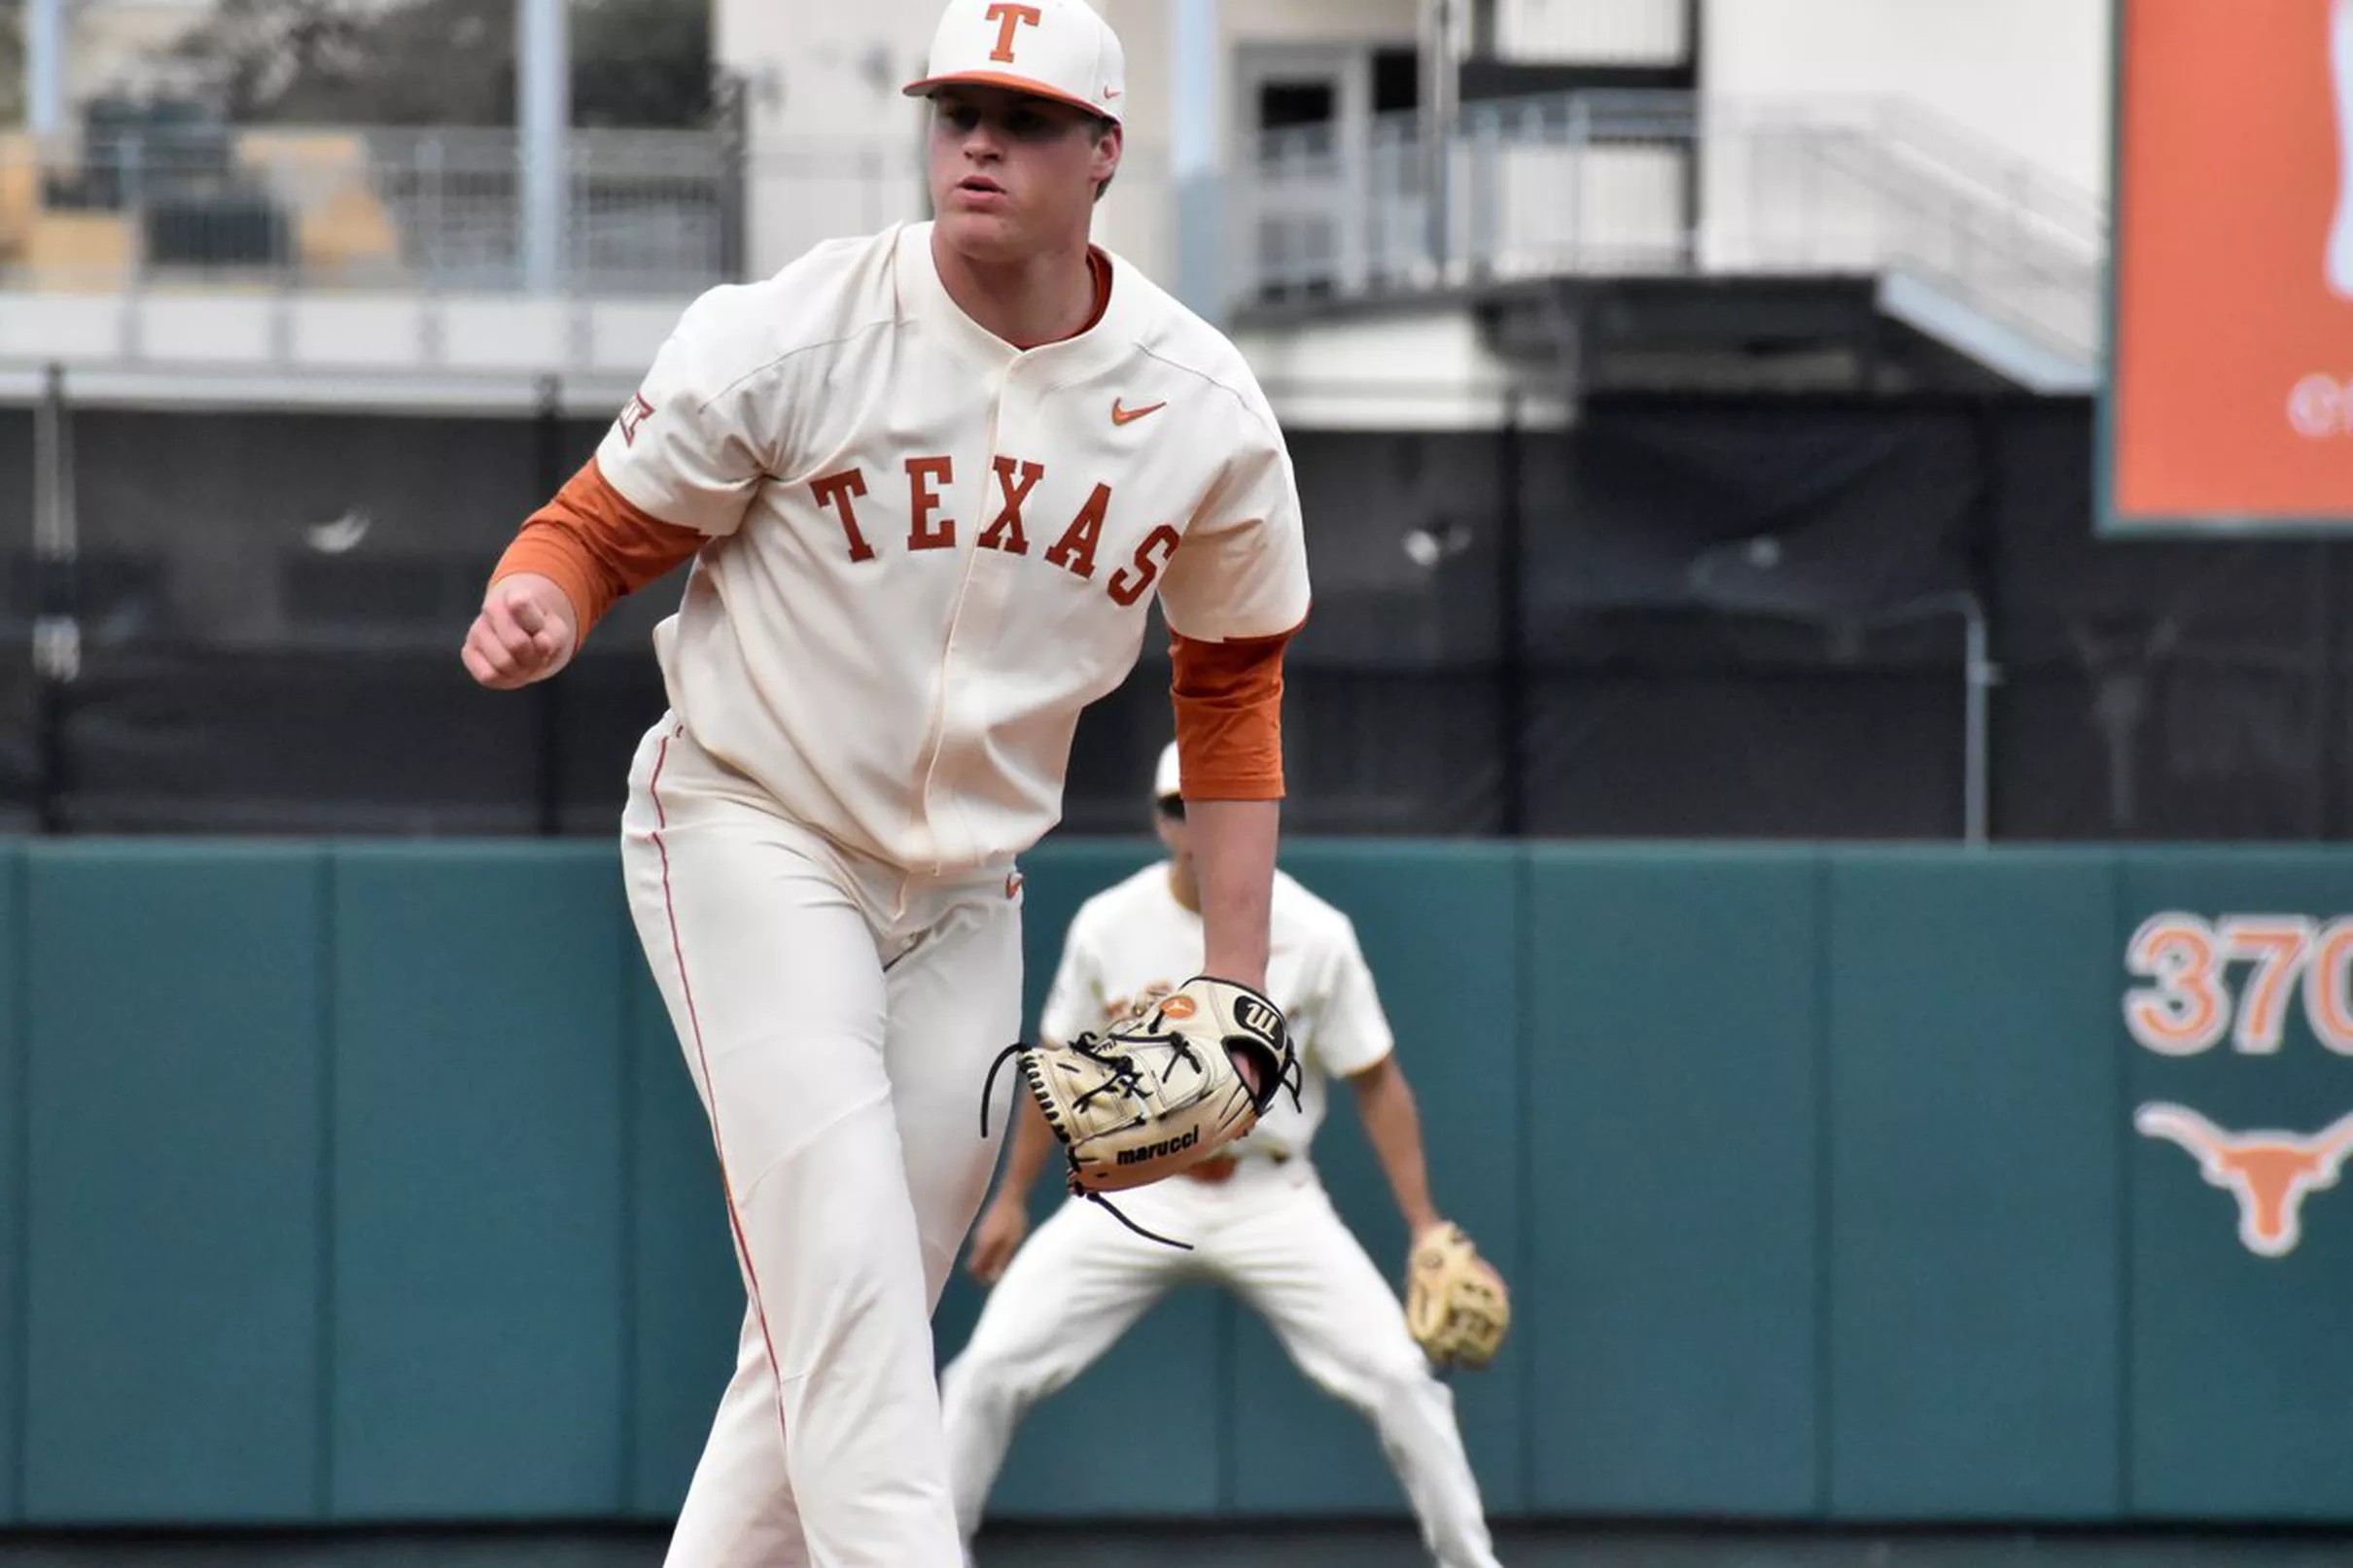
[1156,795,1185,820]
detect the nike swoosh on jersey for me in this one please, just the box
[1111,399,1167,426]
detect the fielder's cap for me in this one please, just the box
[1154,741,1182,802]
[904,0,1127,123]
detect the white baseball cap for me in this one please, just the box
[1154,741,1182,802]
[904,0,1128,123]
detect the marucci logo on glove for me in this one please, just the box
[1116,1127,1199,1167]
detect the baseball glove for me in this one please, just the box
[983,975,1300,1246]
[1405,1223,1510,1370]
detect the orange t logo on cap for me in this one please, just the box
[986,3,1042,62]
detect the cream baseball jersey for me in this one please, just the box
[592,222,1311,874]
[1038,864,1393,1159]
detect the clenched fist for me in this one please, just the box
[462,574,579,690]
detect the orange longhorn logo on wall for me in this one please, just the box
[2108,0,2353,525]
[2135,1103,2353,1256]
[2125,910,2353,1256]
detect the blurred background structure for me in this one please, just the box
[0,0,2171,844]
[8,1,2353,1562]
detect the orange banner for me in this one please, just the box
[2110,0,2353,526]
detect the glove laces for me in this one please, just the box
[980,1037,1196,1252]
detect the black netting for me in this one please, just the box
[0,403,36,833]
[4,390,2351,841]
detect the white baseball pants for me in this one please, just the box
[937,1159,1504,1568]
[621,716,1021,1568]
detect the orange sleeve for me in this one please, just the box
[1169,626,1298,801]
[489,456,707,639]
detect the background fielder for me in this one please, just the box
[938,743,1506,1568]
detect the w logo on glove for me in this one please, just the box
[1234,993,1282,1045]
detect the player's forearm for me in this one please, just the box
[995,1085,1060,1201]
[1354,1060,1442,1236]
[1187,798,1279,990]
[493,457,705,639]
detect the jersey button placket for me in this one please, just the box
[923,366,1023,863]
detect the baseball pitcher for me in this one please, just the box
[459,3,1310,1563]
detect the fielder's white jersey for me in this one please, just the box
[594,222,1312,875]
[1038,864,1393,1160]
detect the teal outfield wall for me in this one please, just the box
[3,839,2353,1526]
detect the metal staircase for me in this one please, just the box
[1229,89,2108,395]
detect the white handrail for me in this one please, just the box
[1237,88,2105,366]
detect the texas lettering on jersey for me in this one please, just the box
[806,456,1180,606]
[538,221,1313,875]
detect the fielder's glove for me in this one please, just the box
[1405,1223,1511,1370]
[983,975,1300,1247]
